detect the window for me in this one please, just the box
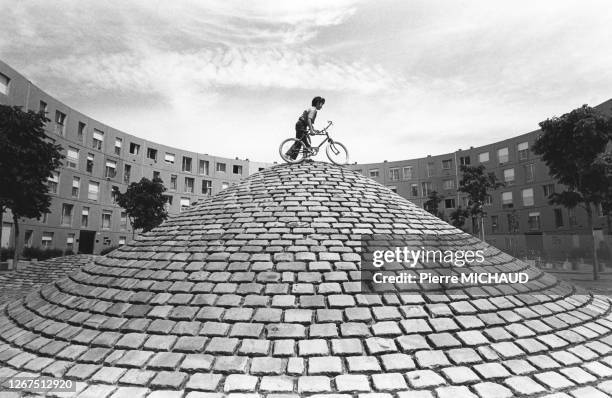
[522,188,534,206]
[153,171,160,180]
[85,153,94,173]
[185,177,195,193]
[528,212,541,230]
[24,230,33,248]
[369,169,379,178]
[222,182,229,190]
[92,129,104,150]
[389,168,400,181]
[105,160,117,178]
[81,208,89,227]
[102,210,112,229]
[124,164,131,184]
[503,168,515,183]
[163,195,173,211]
[180,197,190,212]
[111,185,119,203]
[54,111,67,135]
[569,208,577,226]
[461,197,469,208]
[421,182,432,197]
[442,159,452,170]
[460,156,471,166]
[232,165,242,174]
[77,122,86,143]
[66,147,79,169]
[542,183,555,198]
[129,142,140,155]
[119,236,126,245]
[120,212,127,230]
[215,162,225,173]
[518,142,529,160]
[402,166,413,180]
[147,148,158,160]
[61,204,73,226]
[202,180,212,195]
[426,162,435,177]
[88,181,99,201]
[66,233,75,252]
[199,160,210,175]
[114,138,122,155]
[164,153,175,164]
[479,152,489,163]
[524,164,535,182]
[497,147,509,163]
[491,216,499,233]
[502,191,513,208]
[484,194,493,206]
[72,177,80,198]
[443,179,455,190]
[388,186,397,193]
[41,232,53,249]
[183,157,193,172]
[507,213,519,233]
[47,172,59,194]
[0,73,9,95]
[411,184,418,197]
[445,198,456,209]
[554,208,564,228]
[39,101,47,114]
[170,174,177,190]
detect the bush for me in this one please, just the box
[100,245,120,255]
[0,247,15,261]
[21,247,63,260]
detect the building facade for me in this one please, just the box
[349,99,612,258]
[0,61,272,254]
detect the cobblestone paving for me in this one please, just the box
[0,256,97,304]
[1,162,612,397]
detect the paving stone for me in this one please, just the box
[224,375,258,392]
[435,386,478,398]
[308,356,343,375]
[335,375,371,392]
[472,382,513,398]
[297,376,331,393]
[441,366,481,383]
[504,375,546,394]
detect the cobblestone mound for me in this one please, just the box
[0,255,97,304]
[1,162,612,398]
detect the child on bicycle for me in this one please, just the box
[286,96,325,160]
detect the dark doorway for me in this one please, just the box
[525,232,544,255]
[79,230,96,254]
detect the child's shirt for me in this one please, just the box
[296,106,317,130]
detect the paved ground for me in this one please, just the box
[1,163,612,397]
[0,255,97,304]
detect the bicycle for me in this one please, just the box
[279,121,349,165]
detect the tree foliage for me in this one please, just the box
[0,105,64,264]
[113,177,169,233]
[457,164,504,238]
[423,190,444,218]
[532,104,612,279]
[449,206,470,230]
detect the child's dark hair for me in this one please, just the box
[312,96,326,106]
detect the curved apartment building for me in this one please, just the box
[348,99,612,258]
[0,60,271,254]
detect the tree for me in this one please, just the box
[449,206,470,230]
[113,177,169,236]
[457,164,504,240]
[0,105,64,267]
[533,105,612,280]
[423,190,444,218]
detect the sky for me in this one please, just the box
[2,0,612,164]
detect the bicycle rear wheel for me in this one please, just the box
[326,140,349,165]
[279,138,307,164]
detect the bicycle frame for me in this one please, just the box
[303,121,335,154]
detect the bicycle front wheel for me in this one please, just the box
[279,138,307,164]
[326,140,349,165]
